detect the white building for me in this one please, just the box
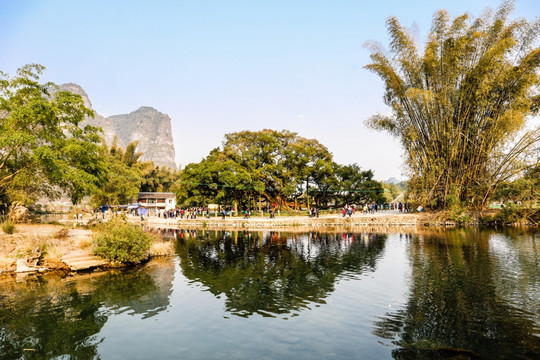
[137,192,176,211]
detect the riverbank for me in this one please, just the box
[0,224,91,274]
[169,211,421,229]
[136,209,538,229]
[0,224,174,275]
[54,208,538,229]
[1,209,535,275]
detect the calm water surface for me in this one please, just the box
[0,228,539,359]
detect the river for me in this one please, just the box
[0,228,538,359]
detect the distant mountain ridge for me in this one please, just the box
[58,83,177,169]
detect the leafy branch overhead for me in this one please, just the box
[0,64,107,206]
[0,65,181,210]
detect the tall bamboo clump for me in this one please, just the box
[365,1,540,209]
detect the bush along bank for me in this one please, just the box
[419,207,540,226]
[479,205,540,226]
[93,219,161,264]
[0,221,176,274]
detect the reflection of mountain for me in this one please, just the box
[175,230,387,318]
[373,230,540,359]
[0,258,174,359]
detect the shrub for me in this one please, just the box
[54,227,69,239]
[2,220,15,234]
[93,219,153,264]
[493,204,538,224]
[448,209,472,225]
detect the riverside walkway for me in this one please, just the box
[136,210,422,230]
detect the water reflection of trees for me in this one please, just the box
[175,230,387,318]
[373,229,540,360]
[0,258,174,359]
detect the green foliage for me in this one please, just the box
[482,204,540,225]
[0,64,107,209]
[365,1,540,209]
[90,137,181,207]
[139,161,180,193]
[382,182,404,203]
[176,129,385,209]
[93,219,153,263]
[332,164,385,205]
[447,184,461,213]
[447,209,473,225]
[90,140,142,207]
[2,219,15,234]
[493,165,540,206]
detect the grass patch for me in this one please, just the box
[2,220,15,234]
[54,227,69,240]
[149,241,175,257]
[93,219,153,264]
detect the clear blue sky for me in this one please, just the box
[1,0,538,180]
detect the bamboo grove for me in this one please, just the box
[365,0,540,209]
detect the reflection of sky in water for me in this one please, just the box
[98,234,410,360]
[2,230,539,360]
[489,232,540,330]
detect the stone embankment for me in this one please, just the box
[61,250,107,271]
[139,211,422,230]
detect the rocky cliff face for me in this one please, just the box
[108,107,176,169]
[57,84,177,169]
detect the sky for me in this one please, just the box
[1,0,538,181]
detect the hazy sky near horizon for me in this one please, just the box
[1,0,538,180]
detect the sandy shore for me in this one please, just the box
[0,222,174,275]
[0,224,93,274]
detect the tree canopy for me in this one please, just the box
[0,64,181,210]
[176,129,384,209]
[0,64,106,209]
[365,0,540,209]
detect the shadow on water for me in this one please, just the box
[372,228,540,360]
[0,258,174,359]
[175,229,387,318]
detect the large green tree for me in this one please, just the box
[177,129,336,210]
[139,161,181,193]
[177,148,256,208]
[333,164,385,206]
[176,129,386,210]
[365,1,540,209]
[0,64,106,208]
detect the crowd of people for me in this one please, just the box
[338,202,410,217]
[99,201,413,221]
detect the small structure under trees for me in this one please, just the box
[137,192,176,212]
